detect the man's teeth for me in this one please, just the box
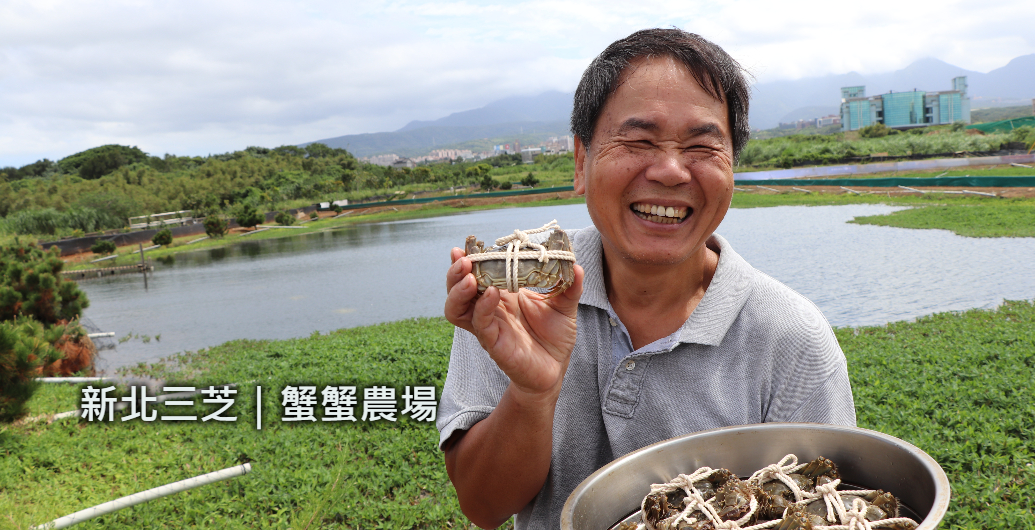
[631,203,688,224]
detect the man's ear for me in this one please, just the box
[573,136,587,196]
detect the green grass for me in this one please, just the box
[0,318,472,530]
[5,304,1034,528]
[841,299,1035,529]
[851,201,1035,237]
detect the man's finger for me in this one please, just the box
[444,272,479,331]
[446,251,472,294]
[470,285,502,350]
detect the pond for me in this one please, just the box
[78,203,1035,373]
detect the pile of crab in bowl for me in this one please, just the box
[616,454,917,530]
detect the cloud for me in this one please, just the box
[1,0,1033,166]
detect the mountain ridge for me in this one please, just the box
[308,54,1035,157]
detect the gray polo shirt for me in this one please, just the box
[437,226,856,530]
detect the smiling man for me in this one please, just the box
[439,29,856,530]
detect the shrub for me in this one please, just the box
[234,203,263,229]
[0,240,89,325]
[90,239,117,255]
[152,228,172,246]
[204,215,228,238]
[332,204,343,215]
[274,211,295,226]
[309,211,318,220]
[0,319,64,423]
[499,181,513,190]
[480,175,497,191]
[521,172,539,187]
[859,123,890,138]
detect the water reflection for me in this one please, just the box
[79,204,1035,373]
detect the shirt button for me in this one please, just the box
[609,317,617,327]
[625,360,636,371]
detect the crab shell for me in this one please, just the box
[465,228,575,299]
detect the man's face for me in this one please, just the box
[573,55,735,268]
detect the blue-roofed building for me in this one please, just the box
[840,77,970,132]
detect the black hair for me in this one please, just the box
[571,28,751,162]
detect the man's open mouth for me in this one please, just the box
[631,203,689,224]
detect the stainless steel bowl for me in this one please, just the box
[561,423,950,530]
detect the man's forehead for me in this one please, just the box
[616,55,726,105]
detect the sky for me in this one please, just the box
[2,0,1034,167]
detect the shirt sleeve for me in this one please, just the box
[435,327,511,449]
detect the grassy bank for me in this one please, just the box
[850,201,1035,237]
[63,194,585,271]
[4,300,1035,528]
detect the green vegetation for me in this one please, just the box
[204,216,229,238]
[1,318,465,529]
[0,319,64,422]
[738,126,1033,170]
[274,211,296,226]
[972,105,1034,124]
[4,300,1034,528]
[0,240,90,422]
[90,239,116,255]
[152,229,173,246]
[840,299,1035,528]
[232,203,263,230]
[851,201,1035,238]
[0,143,575,241]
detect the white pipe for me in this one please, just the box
[962,190,997,197]
[238,228,269,236]
[87,332,115,338]
[131,244,161,254]
[37,377,112,383]
[756,186,779,192]
[840,187,861,195]
[89,255,118,263]
[791,187,812,194]
[184,236,209,245]
[898,185,927,194]
[32,463,252,529]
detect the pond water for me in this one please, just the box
[79,203,1035,374]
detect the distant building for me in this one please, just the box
[840,77,970,132]
[520,147,544,164]
[777,115,841,130]
[364,154,401,166]
[391,157,416,169]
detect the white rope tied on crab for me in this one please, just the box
[466,220,576,293]
[748,454,811,503]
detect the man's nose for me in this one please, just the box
[643,149,692,187]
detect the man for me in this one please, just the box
[439,28,856,529]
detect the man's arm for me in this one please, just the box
[442,247,584,528]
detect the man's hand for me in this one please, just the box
[444,246,584,396]
[442,245,584,528]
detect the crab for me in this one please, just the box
[464,226,576,299]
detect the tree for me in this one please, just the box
[152,228,173,246]
[234,203,263,229]
[91,239,117,255]
[274,211,295,226]
[0,240,89,325]
[0,319,64,422]
[0,239,91,422]
[204,215,228,238]
[521,172,540,187]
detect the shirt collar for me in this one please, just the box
[571,227,753,347]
